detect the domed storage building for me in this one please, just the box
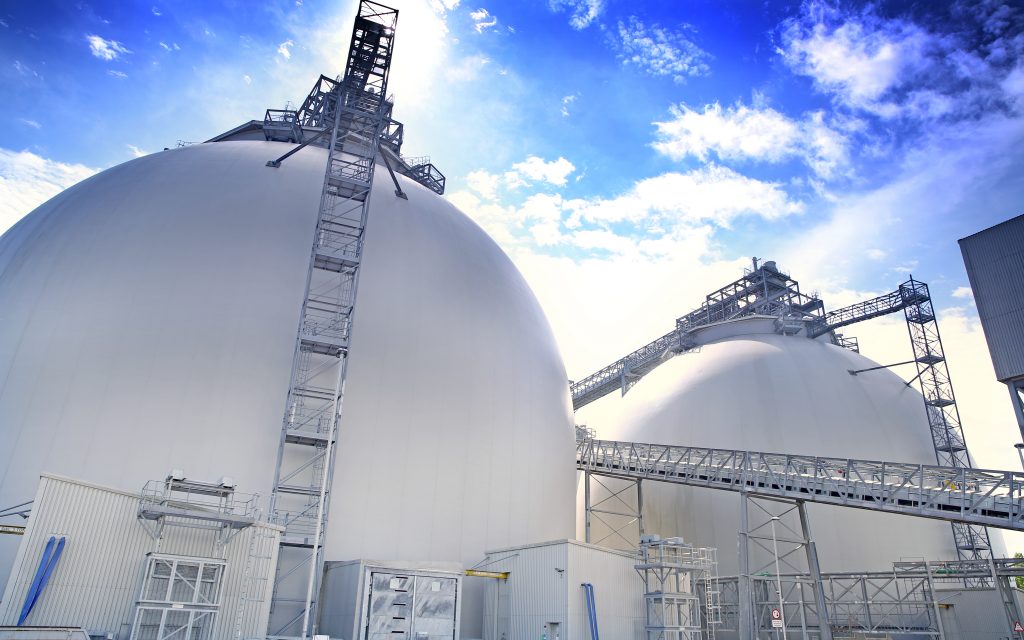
[0,138,576,636]
[578,315,960,574]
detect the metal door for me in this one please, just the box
[367,572,413,640]
[412,575,458,639]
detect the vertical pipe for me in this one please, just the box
[739,493,753,640]
[770,517,788,640]
[796,501,832,640]
[585,471,592,544]
[636,479,645,538]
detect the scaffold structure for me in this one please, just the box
[636,535,721,640]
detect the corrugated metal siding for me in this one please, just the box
[566,542,644,640]
[481,540,644,640]
[0,475,279,639]
[482,542,567,640]
[960,213,1024,382]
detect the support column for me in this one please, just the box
[796,501,832,640]
[923,561,947,640]
[738,492,754,640]
[584,470,591,544]
[636,479,645,538]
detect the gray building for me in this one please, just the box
[959,213,1024,438]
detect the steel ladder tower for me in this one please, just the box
[267,3,398,637]
[900,278,993,570]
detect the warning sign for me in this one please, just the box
[1014,620,1023,633]
[771,608,783,629]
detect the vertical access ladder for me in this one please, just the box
[266,2,399,637]
[899,279,993,572]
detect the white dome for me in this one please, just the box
[0,141,576,630]
[579,317,959,574]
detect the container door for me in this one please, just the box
[412,575,458,639]
[366,572,413,640]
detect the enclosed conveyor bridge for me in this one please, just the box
[576,436,1024,531]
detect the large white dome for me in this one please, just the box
[0,141,576,631]
[579,317,961,574]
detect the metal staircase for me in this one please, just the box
[576,436,1024,531]
[809,278,993,566]
[266,2,399,637]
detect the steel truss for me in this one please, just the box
[576,437,1024,531]
[583,472,644,548]
[266,3,399,637]
[718,558,1024,639]
[736,496,833,640]
[570,259,824,410]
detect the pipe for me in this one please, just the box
[581,583,599,640]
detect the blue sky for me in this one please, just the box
[3,1,1024,506]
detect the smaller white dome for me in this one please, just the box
[580,317,959,574]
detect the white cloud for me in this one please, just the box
[648,101,851,179]
[243,74,252,85]
[470,8,498,33]
[777,112,1024,295]
[779,15,928,113]
[952,286,974,299]
[466,169,500,200]
[444,54,490,81]
[107,69,128,79]
[0,149,97,237]
[127,145,148,158]
[151,6,162,16]
[430,0,460,11]
[567,164,802,229]
[86,34,131,61]
[615,17,710,82]
[561,93,577,117]
[512,156,576,186]
[20,119,41,129]
[778,3,1024,120]
[159,42,181,52]
[549,0,603,30]
[13,60,39,78]
[277,40,295,60]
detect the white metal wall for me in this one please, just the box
[0,474,280,639]
[481,540,644,640]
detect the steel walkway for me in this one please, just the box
[577,437,1024,531]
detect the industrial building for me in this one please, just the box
[2,2,1024,639]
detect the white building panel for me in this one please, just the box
[480,539,644,640]
[0,474,279,639]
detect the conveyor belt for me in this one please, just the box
[577,437,1024,530]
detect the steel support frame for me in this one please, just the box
[736,494,832,640]
[570,261,825,409]
[267,3,398,637]
[900,278,994,573]
[583,471,645,549]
